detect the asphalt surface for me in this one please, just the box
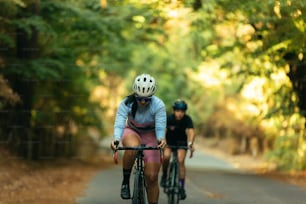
[76,149,306,204]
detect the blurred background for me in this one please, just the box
[0,0,305,173]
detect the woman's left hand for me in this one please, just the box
[188,143,195,158]
[157,139,167,149]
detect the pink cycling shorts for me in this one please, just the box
[122,127,161,163]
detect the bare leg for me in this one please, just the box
[162,147,171,174]
[178,149,187,180]
[145,162,161,203]
[122,134,141,169]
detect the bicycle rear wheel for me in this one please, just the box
[167,162,180,204]
[132,170,147,204]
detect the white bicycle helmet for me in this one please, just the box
[133,74,156,97]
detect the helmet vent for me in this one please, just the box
[133,74,156,97]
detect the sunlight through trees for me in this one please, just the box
[0,0,305,170]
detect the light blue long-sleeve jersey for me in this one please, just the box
[113,96,166,141]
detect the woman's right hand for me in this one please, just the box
[110,140,119,150]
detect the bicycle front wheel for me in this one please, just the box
[132,170,147,204]
[167,162,180,204]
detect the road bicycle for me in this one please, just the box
[113,142,161,204]
[163,145,192,204]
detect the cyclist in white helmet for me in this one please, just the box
[111,73,167,204]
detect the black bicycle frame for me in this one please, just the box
[165,145,188,204]
[115,144,160,204]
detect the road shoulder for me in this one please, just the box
[195,137,306,189]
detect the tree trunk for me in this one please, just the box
[285,53,306,128]
[10,0,40,159]
[193,0,202,11]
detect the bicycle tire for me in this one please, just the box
[167,162,180,204]
[114,145,160,204]
[132,170,147,204]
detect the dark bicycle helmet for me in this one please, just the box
[172,99,188,111]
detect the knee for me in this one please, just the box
[124,150,137,158]
[179,160,185,167]
[163,154,170,162]
[145,172,158,186]
[163,151,171,161]
[178,155,185,165]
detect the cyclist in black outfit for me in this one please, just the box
[160,99,195,200]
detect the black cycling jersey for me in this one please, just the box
[166,114,194,146]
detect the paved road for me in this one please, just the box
[77,150,306,204]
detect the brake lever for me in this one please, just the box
[113,140,120,164]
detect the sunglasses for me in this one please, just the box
[136,96,152,103]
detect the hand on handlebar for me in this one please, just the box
[110,140,120,151]
[157,139,166,149]
[188,143,195,158]
[111,140,120,164]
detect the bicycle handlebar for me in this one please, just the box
[166,145,194,158]
[116,146,161,151]
[113,144,161,164]
[166,145,189,150]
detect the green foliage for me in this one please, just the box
[266,114,306,170]
[0,0,305,167]
[186,0,306,170]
